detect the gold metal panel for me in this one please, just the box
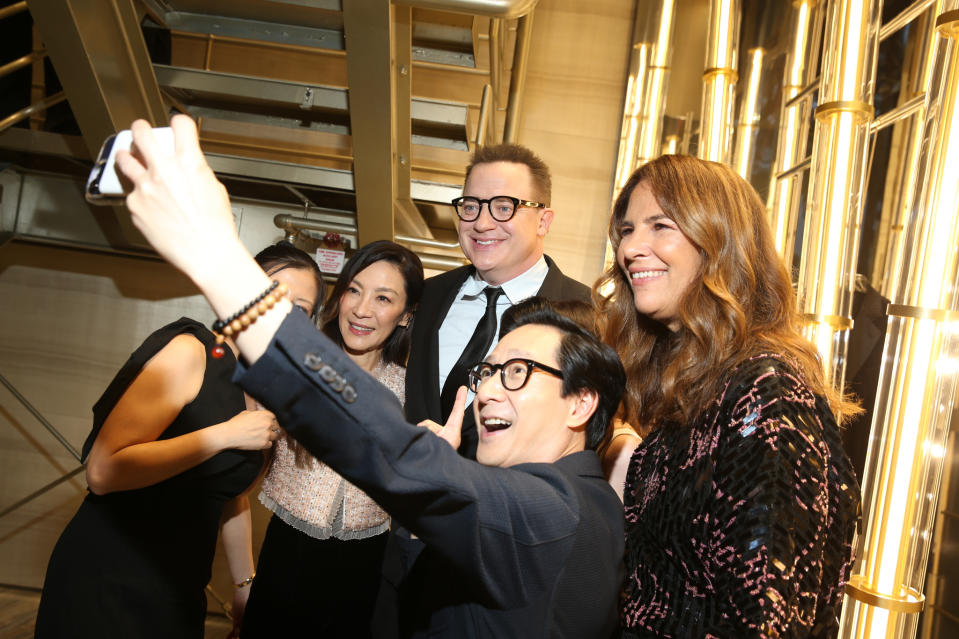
[168,30,489,106]
[28,0,167,153]
[343,0,396,244]
[395,0,538,19]
[28,0,167,249]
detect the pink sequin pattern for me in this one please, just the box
[621,354,859,638]
[258,361,406,540]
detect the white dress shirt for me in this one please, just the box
[437,257,549,405]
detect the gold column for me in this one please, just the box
[614,43,649,190]
[732,47,764,177]
[613,0,675,190]
[768,0,822,257]
[698,0,741,164]
[636,0,675,168]
[796,0,880,387]
[840,5,959,638]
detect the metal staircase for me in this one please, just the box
[1,0,538,269]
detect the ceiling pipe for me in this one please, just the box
[395,234,461,250]
[274,217,468,272]
[274,214,357,236]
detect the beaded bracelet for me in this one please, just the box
[210,280,288,359]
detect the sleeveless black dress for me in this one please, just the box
[35,318,262,639]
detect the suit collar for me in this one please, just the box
[515,449,605,479]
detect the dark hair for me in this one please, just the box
[254,241,325,318]
[320,240,424,366]
[465,143,552,204]
[500,297,625,451]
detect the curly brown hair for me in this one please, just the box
[595,154,859,435]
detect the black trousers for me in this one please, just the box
[240,514,388,639]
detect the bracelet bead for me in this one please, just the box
[210,281,287,358]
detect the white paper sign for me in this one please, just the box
[316,248,346,274]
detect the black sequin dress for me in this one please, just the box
[35,318,262,639]
[621,354,860,638]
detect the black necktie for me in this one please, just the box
[440,286,504,417]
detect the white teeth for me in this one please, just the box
[475,239,498,246]
[630,271,663,280]
[482,417,511,434]
[350,323,373,333]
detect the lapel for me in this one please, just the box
[537,255,564,297]
[423,266,473,419]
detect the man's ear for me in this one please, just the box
[566,388,598,430]
[537,207,554,237]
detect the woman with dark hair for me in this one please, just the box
[240,240,424,639]
[35,242,324,639]
[598,155,860,638]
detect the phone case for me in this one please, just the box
[85,127,174,204]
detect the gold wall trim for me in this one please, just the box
[702,66,739,82]
[800,312,854,330]
[886,303,959,322]
[814,99,874,122]
[935,9,959,32]
[845,575,925,613]
[0,1,26,21]
[879,0,938,41]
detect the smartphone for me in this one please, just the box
[85,127,175,204]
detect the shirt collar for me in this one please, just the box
[462,256,549,303]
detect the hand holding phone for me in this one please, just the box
[86,127,175,204]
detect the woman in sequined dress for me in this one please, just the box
[596,154,861,638]
[240,240,423,638]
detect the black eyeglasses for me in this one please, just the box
[451,195,547,222]
[467,358,564,392]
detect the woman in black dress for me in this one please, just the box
[35,242,324,639]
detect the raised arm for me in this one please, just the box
[117,116,286,364]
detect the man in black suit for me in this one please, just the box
[406,144,592,458]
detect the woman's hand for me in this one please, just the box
[215,409,281,451]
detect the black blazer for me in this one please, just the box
[404,255,591,458]
[237,311,624,639]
